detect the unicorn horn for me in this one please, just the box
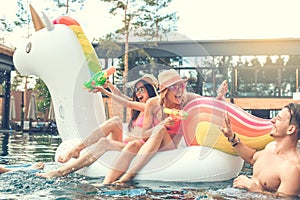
[29,4,45,31]
[42,12,54,31]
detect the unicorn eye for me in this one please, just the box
[26,42,32,53]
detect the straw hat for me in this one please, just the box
[126,74,158,88]
[158,69,187,92]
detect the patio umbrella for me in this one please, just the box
[48,101,55,121]
[27,93,37,120]
[9,96,16,120]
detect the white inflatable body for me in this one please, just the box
[55,138,243,182]
[13,7,244,182]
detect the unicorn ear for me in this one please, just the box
[42,12,55,31]
[29,4,45,31]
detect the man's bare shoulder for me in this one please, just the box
[253,141,275,161]
[285,150,300,166]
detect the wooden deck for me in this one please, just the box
[231,98,298,110]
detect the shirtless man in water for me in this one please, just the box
[222,103,300,197]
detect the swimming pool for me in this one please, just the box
[0,132,297,199]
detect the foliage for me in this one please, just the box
[0,18,13,32]
[11,71,50,115]
[53,0,87,14]
[0,0,31,42]
[137,0,178,41]
[9,0,85,116]
[98,0,178,86]
[101,0,177,41]
[7,0,177,117]
[98,37,122,58]
[100,0,140,86]
[34,79,51,114]
[14,1,29,27]
[11,71,24,91]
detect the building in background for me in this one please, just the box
[95,38,300,119]
[0,44,14,131]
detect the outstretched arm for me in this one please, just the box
[91,82,145,112]
[222,112,257,164]
[106,80,131,101]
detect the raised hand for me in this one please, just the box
[221,112,234,138]
[89,80,105,93]
[216,80,228,100]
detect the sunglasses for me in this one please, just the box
[134,87,145,94]
[168,82,187,93]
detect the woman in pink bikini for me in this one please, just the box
[36,74,158,179]
[114,69,228,183]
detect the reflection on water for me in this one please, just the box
[0,132,299,199]
[0,132,61,165]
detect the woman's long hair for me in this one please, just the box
[128,80,157,131]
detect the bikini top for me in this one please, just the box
[132,108,182,135]
[132,112,144,128]
[132,112,160,129]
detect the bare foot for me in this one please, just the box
[31,162,45,170]
[36,169,62,179]
[113,173,135,184]
[57,149,81,163]
[112,180,125,186]
[0,166,10,174]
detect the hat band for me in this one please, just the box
[159,76,182,90]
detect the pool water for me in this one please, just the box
[0,132,298,199]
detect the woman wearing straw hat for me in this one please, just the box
[113,69,228,183]
[37,74,159,179]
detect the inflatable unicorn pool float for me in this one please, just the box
[13,5,273,182]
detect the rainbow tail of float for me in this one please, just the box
[182,97,273,155]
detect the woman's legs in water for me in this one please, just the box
[57,116,123,163]
[37,138,125,178]
[116,125,175,183]
[102,140,144,184]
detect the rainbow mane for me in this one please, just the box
[183,97,273,155]
[53,16,101,76]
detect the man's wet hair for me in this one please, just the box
[284,103,300,139]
